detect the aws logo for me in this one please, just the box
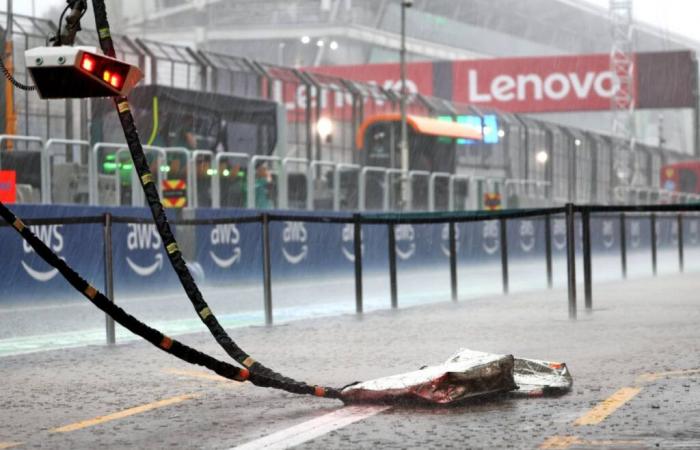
[552,219,567,251]
[340,223,363,262]
[126,224,163,277]
[395,224,416,260]
[209,224,241,268]
[519,220,536,253]
[282,222,308,264]
[22,225,63,282]
[602,220,615,249]
[482,221,500,255]
[629,220,641,249]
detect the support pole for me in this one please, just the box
[388,223,398,309]
[544,214,553,289]
[582,210,593,311]
[678,214,684,273]
[620,213,627,278]
[499,217,509,295]
[353,214,363,314]
[650,213,657,276]
[103,212,115,345]
[449,221,458,302]
[565,203,577,320]
[262,214,273,325]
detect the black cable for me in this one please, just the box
[0,200,340,398]
[0,55,35,91]
[55,3,72,46]
[90,0,341,399]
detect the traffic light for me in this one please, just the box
[25,46,143,99]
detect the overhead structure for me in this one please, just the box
[609,0,636,188]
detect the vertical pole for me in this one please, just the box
[499,217,509,294]
[388,223,398,309]
[620,213,628,279]
[582,210,593,311]
[262,214,273,325]
[103,213,115,345]
[650,213,657,276]
[544,214,553,289]
[353,214,363,314]
[449,221,458,302]
[399,1,410,209]
[678,214,684,273]
[565,203,577,320]
[4,0,16,139]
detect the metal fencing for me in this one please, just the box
[5,203,699,345]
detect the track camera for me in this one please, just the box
[25,46,143,99]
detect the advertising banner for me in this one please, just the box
[309,51,697,114]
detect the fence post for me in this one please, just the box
[650,213,657,276]
[103,213,115,345]
[544,214,553,289]
[262,214,273,326]
[388,223,398,309]
[449,221,458,302]
[620,213,627,279]
[499,217,509,294]
[582,209,593,312]
[565,203,577,320]
[678,214,684,273]
[353,214,363,314]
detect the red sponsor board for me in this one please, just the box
[0,170,17,204]
[452,54,626,113]
[283,62,435,121]
[308,51,695,115]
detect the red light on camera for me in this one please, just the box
[81,54,96,72]
[109,73,122,88]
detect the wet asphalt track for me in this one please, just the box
[1,272,700,449]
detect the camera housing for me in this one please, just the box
[25,46,143,99]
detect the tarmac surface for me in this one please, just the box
[1,272,700,449]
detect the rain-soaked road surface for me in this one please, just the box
[1,272,700,449]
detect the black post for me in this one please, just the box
[677,214,684,273]
[353,214,363,314]
[388,223,398,309]
[262,214,273,325]
[620,213,628,279]
[449,221,458,302]
[544,214,553,289]
[650,213,658,276]
[499,217,509,294]
[582,210,593,311]
[103,213,115,345]
[565,203,577,320]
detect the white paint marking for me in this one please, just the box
[231,405,390,450]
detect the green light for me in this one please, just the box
[206,168,216,176]
[222,169,231,177]
[160,165,170,173]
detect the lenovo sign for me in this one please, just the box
[0,170,16,204]
[311,51,696,114]
[453,54,622,112]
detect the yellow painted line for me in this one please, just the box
[637,368,700,383]
[0,443,23,449]
[573,387,641,426]
[50,394,196,433]
[163,368,243,386]
[540,435,580,449]
[540,436,642,449]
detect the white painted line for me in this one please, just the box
[231,405,390,450]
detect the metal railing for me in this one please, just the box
[4,202,699,346]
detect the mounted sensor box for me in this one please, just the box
[25,46,143,99]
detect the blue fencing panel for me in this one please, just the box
[0,205,105,303]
